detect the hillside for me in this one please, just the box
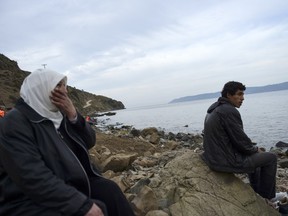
[0,54,125,115]
[170,81,288,103]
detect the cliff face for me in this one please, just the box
[0,54,125,115]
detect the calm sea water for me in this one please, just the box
[97,90,288,149]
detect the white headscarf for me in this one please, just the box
[20,68,67,129]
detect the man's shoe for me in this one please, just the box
[279,197,288,215]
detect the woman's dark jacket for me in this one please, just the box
[201,97,258,173]
[0,99,99,216]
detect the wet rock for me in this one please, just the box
[279,158,288,168]
[130,128,141,137]
[276,141,288,148]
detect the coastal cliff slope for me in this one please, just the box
[0,54,125,115]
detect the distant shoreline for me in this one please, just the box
[170,81,288,103]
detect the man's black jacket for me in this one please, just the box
[201,97,258,173]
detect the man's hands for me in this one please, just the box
[85,203,104,216]
[50,88,77,121]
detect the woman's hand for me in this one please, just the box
[85,203,104,216]
[50,88,77,121]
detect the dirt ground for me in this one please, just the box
[95,131,169,156]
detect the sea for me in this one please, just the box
[96,90,288,150]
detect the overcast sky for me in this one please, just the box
[1,0,288,108]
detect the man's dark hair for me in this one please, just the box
[221,81,246,98]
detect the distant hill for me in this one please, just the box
[0,54,125,115]
[169,82,288,104]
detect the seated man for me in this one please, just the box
[201,81,277,203]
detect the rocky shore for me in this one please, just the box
[90,125,288,215]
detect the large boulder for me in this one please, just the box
[131,185,158,215]
[150,151,279,216]
[100,153,138,172]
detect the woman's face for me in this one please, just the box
[55,79,67,93]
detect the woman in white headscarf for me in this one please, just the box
[0,69,135,216]
[20,69,69,128]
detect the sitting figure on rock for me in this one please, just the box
[201,81,277,206]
